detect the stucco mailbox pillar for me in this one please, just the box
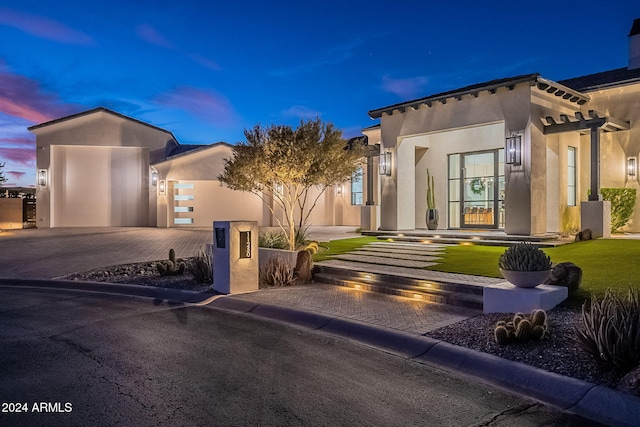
[213,221,259,294]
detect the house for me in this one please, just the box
[32,19,640,236]
[30,108,361,228]
[363,18,640,237]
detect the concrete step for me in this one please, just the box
[362,233,562,247]
[313,264,484,310]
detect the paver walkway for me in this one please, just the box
[232,284,479,335]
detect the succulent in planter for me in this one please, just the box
[498,242,552,288]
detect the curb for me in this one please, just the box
[209,295,640,427]
[2,280,639,425]
[0,278,214,304]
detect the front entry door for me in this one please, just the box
[460,150,504,229]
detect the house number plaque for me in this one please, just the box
[239,231,251,259]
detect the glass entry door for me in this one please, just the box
[459,150,504,229]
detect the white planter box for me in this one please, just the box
[258,248,299,270]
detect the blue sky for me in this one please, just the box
[1,0,639,187]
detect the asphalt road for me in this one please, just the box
[0,287,594,426]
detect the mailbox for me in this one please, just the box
[213,221,258,294]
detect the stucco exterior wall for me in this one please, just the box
[153,143,360,228]
[32,110,173,227]
[580,84,640,232]
[378,84,535,232]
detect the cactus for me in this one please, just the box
[156,248,186,276]
[494,325,511,345]
[498,242,552,271]
[530,309,547,327]
[513,314,524,328]
[515,318,532,341]
[426,169,436,210]
[494,311,549,345]
[531,325,545,340]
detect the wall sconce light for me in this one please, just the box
[38,170,47,186]
[379,152,392,176]
[627,157,637,177]
[159,180,166,194]
[151,171,158,186]
[505,134,522,165]
[336,184,343,196]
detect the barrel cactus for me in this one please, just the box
[494,309,548,344]
[498,242,552,271]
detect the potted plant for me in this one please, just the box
[498,242,552,288]
[426,169,438,230]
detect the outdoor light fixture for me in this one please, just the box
[159,180,166,194]
[38,170,47,186]
[379,152,392,176]
[151,171,158,186]
[505,134,522,165]
[336,184,343,196]
[627,157,637,177]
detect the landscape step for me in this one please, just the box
[313,265,484,310]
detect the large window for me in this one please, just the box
[351,167,363,205]
[568,147,576,206]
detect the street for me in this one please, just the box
[0,286,594,426]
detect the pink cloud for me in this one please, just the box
[0,146,35,167]
[2,136,34,147]
[136,24,175,49]
[382,75,429,99]
[0,8,94,45]
[156,86,236,126]
[0,70,75,124]
[7,171,25,179]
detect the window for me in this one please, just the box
[568,147,576,206]
[351,167,363,205]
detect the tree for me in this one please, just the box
[219,118,363,250]
[0,162,7,187]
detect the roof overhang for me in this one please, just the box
[368,74,590,119]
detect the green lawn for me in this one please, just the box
[313,236,378,261]
[316,237,640,301]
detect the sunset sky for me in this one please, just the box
[1,1,639,187]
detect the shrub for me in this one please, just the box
[259,227,318,251]
[600,188,637,232]
[574,287,640,371]
[258,230,289,249]
[189,249,212,284]
[259,257,295,287]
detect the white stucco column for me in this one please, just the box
[396,141,416,230]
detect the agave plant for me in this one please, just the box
[574,287,640,371]
[498,242,552,271]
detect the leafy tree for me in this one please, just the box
[0,162,7,187]
[219,119,363,250]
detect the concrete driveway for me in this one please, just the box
[0,226,358,279]
[0,227,214,279]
